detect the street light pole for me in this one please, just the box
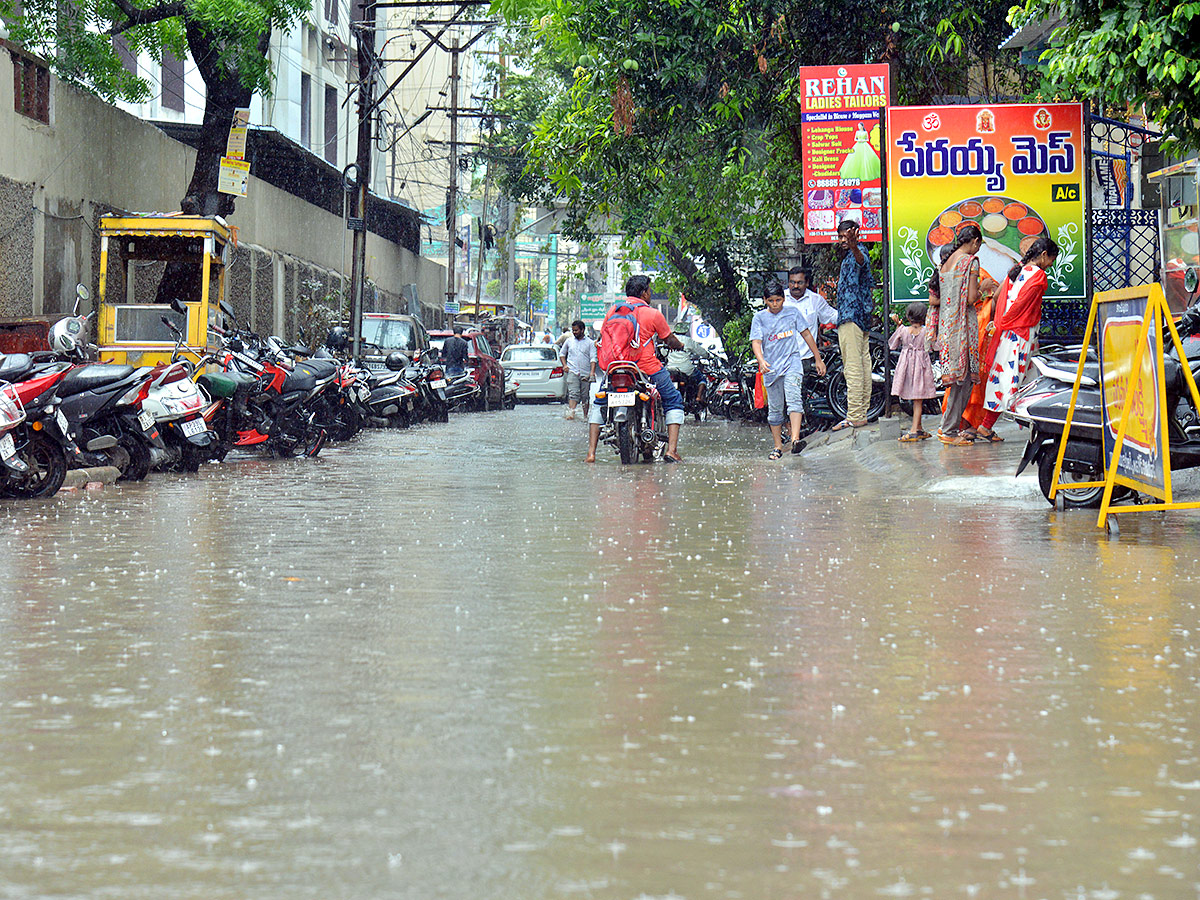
[445,37,460,318]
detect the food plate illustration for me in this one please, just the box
[927,195,1047,283]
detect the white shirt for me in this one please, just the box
[784,289,838,359]
[560,335,597,377]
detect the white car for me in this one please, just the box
[499,344,567,401]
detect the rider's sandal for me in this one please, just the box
[768,448,783,460]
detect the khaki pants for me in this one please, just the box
[837,322,872,422]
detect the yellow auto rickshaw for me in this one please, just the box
[96,214,232,367]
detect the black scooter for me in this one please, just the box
[1011,310,1200,508]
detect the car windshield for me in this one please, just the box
[502,347,557,362]
[361,317,415,350]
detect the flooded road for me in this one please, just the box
[1,406,1198,899]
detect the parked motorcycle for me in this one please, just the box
[1011,309,1200,508]
[0,352,77,497]
[596,361,668,463]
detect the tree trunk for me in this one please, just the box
[179,19,270,218]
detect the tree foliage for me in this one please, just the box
[1011,0,1200,153]
[488,0,1025,332]
[1,0,309,215]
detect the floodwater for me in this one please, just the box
[1,406,1198,900]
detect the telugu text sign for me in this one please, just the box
[885,102,1086,306]
[800,64,889,244]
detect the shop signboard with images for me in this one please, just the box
[885,103,1086,307]
[799,64,889,244]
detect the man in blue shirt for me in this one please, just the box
[832,220,876,429]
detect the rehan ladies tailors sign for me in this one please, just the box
[885,103,1086,306]
[800,64,890,244]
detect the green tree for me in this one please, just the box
[1010,0,1200,153]
[488,0,1024,333]
[1,0,309,216]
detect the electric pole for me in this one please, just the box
[348,7,377,363]
[446,36,459,317]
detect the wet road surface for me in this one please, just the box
[1,406,1198,899]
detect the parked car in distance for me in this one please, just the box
[499,344,566,401]
[359,313,431,371]
[429,329,506,406]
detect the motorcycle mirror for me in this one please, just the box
[169,297,186,315]
[219,300,236,321]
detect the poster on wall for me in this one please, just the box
[885,102,1086,306]
[799,64,889,244]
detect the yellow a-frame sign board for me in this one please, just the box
[1051,283,1200,531]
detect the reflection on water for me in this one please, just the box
[0,407,1198,899]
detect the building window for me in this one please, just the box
[114,35,137,77]
[324,84,337,166]
[12,52,50,124]
[161,50,185,112]
[324,0,338,26]
[300,73,311,149]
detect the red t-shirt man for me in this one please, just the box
[601,297,672,375]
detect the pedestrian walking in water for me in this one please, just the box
[559,319,596,419]
[750,279,825,459]
[889,302,937,442]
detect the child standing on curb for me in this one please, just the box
[889,302,937,442]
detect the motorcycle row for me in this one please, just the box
[0,291,507,501]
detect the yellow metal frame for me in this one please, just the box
[97,215,231,367]
[1051,283,1200,529]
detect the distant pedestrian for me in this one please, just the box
[560,319,596,419]
[443,324,469,376]
[889,302,937,442]
[751,279,825,459]
[831,220,876,431]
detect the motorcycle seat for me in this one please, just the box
[56,363,137,396]
[295,359,338,378]
[0,353,34,382]
[282,370,317,393]
[199,371,257,399]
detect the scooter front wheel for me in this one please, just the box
[1037,451,1103,508]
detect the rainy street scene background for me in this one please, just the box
[3,408,1198,900]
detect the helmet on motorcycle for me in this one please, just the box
[49,316,86,355]
[385,351,408,371]
[325,326,349,352]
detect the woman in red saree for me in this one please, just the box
[974,236,1060,442]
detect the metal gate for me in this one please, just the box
[1042,114,1161,340]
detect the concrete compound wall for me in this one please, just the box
[0,46,448,334]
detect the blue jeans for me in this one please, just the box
[648,367,685,426]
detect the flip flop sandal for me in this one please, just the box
[914,430,932,438]
[976,430,1004,443]
[937,430,960,444]
[946,434,975,446]
[898,432,923,442]
[830,419,854,432]
[791,439,807,454]
[768,448,783,460]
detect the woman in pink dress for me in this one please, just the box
[889,302,937,441]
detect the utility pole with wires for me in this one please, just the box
[348,6,377,364]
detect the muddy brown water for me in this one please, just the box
[1,407,1197,899]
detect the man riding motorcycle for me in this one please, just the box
[666,320,714,410]
[587,275,686,463]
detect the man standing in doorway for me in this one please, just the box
[831,221,876,431]
[559,319,596,419]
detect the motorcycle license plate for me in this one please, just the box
[607,392,636,407]
[358,385,372,402]
[430,379,447,389]
[138,410,155,431]
[0,433,14,460]
[180,417,207,437]
[56,410,69,434]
